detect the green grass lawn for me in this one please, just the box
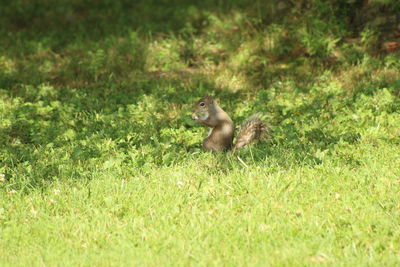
[1,0,400,266]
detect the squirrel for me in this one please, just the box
[191,95,267,152]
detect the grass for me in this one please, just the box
[1,0,400,266]
[2,151,400,266]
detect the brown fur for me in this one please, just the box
[234,114,267,150]
[192,96,234,152]
[192,96,266,152]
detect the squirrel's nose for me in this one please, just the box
[191,113,198,120]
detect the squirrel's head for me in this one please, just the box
[191,95,215,125]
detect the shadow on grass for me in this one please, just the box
[1,0,399,188]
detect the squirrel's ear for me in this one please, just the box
[202,95,214,103]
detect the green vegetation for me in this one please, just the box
[1,0,400,265]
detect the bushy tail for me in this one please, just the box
[234,114,268,150]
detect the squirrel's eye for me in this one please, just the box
[199,102,205,107]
